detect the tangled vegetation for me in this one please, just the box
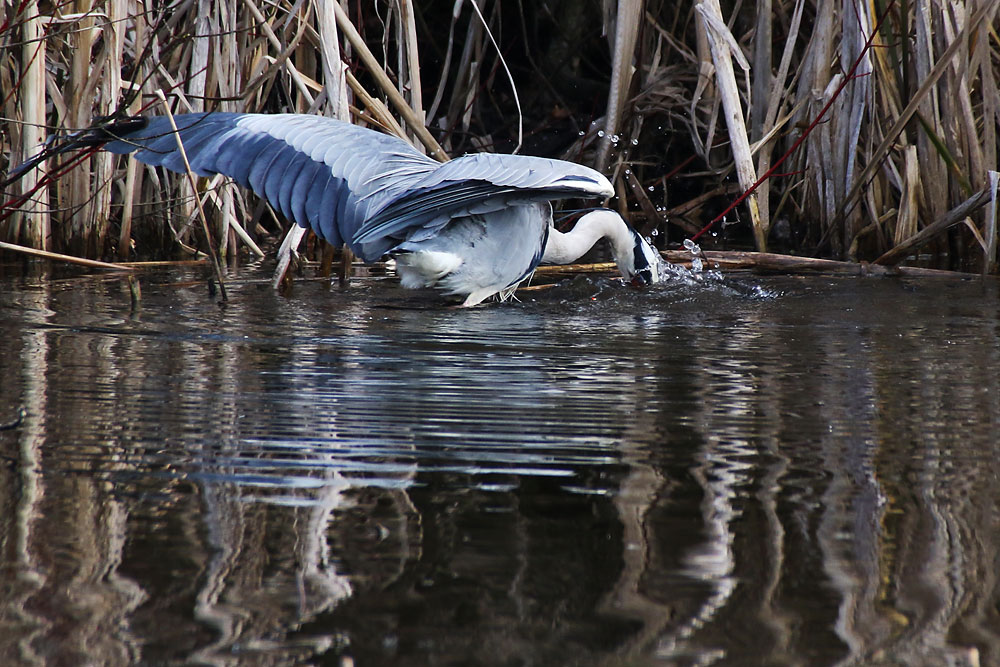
[1,0,998,271]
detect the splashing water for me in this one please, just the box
[649,238,778,299]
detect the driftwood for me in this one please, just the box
[534,249,983,279]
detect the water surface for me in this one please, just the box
[0,262,997,666]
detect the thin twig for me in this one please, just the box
[156,91,228,301]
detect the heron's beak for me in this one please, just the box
[631,269,653,287]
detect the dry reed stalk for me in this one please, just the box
[531,250,975,279]
[662,248,981,277]
[64,0,98,251]
[398,0,424,126]
[840,0,996,230]
[696,0,764,250]
[894,146,920,246]
[202,174,265,259]
[16,1,49,250]
[118,80,144,259]
[244,0,316,106]
[689,0,717,159]
[92,0,126,254]
[188,0,209,112]
[444,7,484,146]
[833,0,871,252]
[345,69,408,138]
[595,0,642,172]
[749,0,770,144]
[912,0,948,221]
[272,226,307,290]
[315,0,351,120]
[332,1,446,160]
[791,0,834,245]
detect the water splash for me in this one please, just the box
[650,239,779,299]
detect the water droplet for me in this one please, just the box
[651,229,659,236]
[631,138,639,145]
[578,130,585,136]
[597,130,605,137]
[624,168,630,175]
[611,134,620,143]
[648,186,654,191]
[692,257,704,273]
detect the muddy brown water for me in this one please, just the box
[0,262,997,666]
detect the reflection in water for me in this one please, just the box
[0,267,998,665]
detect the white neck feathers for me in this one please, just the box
[541,210,635,267]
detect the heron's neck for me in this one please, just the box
[541,210,633,265]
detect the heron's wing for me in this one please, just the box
[102,112,439,259]
[353,152,613,245]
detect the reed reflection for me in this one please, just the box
[0,273,998,665]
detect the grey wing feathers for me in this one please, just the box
[102,112,612,262]
[102,112,439,259]
[353,153,614,244]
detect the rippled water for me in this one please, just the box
[1,262,998,666]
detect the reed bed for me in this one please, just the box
[0,0,997,272]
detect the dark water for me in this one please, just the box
[0,262,998,666]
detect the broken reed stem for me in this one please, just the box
[156,91,229,301]
[874,186,993,266]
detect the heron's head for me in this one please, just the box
[625,229,663,286]
[605,219,662,286]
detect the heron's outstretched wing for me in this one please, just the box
[352,152,613,246]
[102,112,439,260]
[103,112,612,261]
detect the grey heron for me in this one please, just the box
[98,112,663,305]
